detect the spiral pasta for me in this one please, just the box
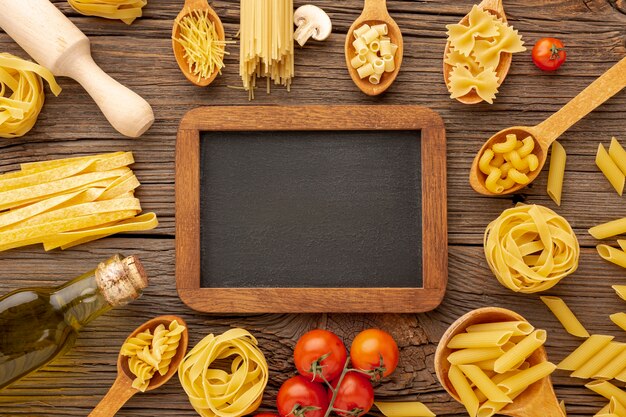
[67,0,147,25]
[178,328,269,417]
[120,319,186,392]
[0,53,61,139]
[484,204,579,293]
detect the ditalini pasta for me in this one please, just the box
[239,0,294,98]
[484,204,579,293]
[478,134,539,193]
[350,23,398,85]
[596,143,625,195]
[540,296,590,338]
[374,401,436,417]
[121,319,187,392]
[547,141,566,206]
[610,313,626,332]
[173,9,229,82]
[68,0,147,24]
[444,5,525,104]
[446,319,556,417]
[0,53,61,138]
[178,328,268,417]
[597,245,626,269]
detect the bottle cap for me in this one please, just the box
[95,254,148,306]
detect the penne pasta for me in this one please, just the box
[449,365,480,417]
[596,403,611,416]
[590,218,626,240]
[596,143,625,195]
[477,389,523,417]
[374,401,435,417]
[494,330,546,373]
[540,296,590,338]
[496,361,556,395]
[466,321,534,336]
[613,285,626,301]
[558,335,614,371]
[458,365,512,403]
[447,330,513,349]
[547,141,566,206]
[586,380,626,406]
[571,342,626,379]
[610,397,626,416]
[595,348,626,380]
[610,313,626,332]
[597,245,626,269]
[447,347,505,365]
[609,137,626,176]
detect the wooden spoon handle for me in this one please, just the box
[88,374,137,417]
[534,56,626,147]
[362,0,388,18]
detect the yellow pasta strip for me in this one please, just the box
[597,245,626,269]
[68,0,147,25]
[374,402,435,417]
[613,285,626,301]
[609,137,626,176]
[570,342,626,379]
[540,296,589,338]
[586,380,626,406]
[596,143,625,196]
[610,313,626,332]
[178,328,268,417]
[19,152,124,172]
[558,335,614,371]
[0,53,61,138]
[547,141,566,206]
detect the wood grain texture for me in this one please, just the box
[0,0,625,415]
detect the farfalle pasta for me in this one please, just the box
[445,4,525,104]
[484,204,579,293]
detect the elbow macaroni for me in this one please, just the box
[478,134,539,193]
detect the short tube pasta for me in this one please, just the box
[447,330,513,349]
[369,73,381,85]
[609,137,626,176]
[610,313,626,332]
[558,335,614,371]
[613,285,626,301]
[351,54,366,69]
[547,141,567,206]
[353,38,368,55]
[496,361,556,395]
[354,24,370,39]
[380,39,392,56]
[373,59,385,74]
[383,55,395,72]
[596,143,625,196]
[570,342,626,379]
[372,23,388,35]
[449,365,480,417]
[595,348,626,379]
[597,245,626,269]
[350,23,397,86]
[466,321,534,336]
[357,63,375,79]
[590,218,626,240]
[493,330,546,373]
[540,296,590,338]
[586,380,626,406]
[447,347,506,365]
[369,40,381,53]
[458,365,512,403]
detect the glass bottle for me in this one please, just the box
[0,254,148,390]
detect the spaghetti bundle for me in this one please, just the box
[239,0,294,98]
[484,204,579,293]
[68,0,147,25]
[0,53,61,139]
[0,152,158,251]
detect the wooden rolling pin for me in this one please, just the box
[0,0,154,138]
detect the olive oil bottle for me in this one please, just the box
[0,254,148,390]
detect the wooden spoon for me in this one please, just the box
[345,0,403,96]
[172,0,225,87]
[470,55,626,195]
[435,307,565,417]
[443,0,511,104]
[89,315,189,417]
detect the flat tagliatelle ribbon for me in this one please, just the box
[178,328,269,417]
[67,0,148,25]
[0,53,61,139]
[484,204,579,293]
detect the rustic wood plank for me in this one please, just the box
[0,0,625,415]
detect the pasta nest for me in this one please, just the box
[0,53,61,139]
[178,328,269,417]
[484,204,579,293]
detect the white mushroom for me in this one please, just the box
[293,5,332,47]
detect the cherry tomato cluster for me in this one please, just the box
[263,328,399,417]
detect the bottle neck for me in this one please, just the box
[49,272,112,331]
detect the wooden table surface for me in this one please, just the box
[1,0,625,415]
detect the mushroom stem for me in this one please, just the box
[294,21,316,46]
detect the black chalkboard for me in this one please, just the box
[199,130,422,288]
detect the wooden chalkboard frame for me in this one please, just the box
[176,105,447,313]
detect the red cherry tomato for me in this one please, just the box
[277,375,329,417]
[294,329,347,382]
[330,372,374,417]
[350,329,399,380]
[532,38,566,71]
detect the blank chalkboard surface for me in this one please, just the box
[176,106,447,313]
[199,130,422,288]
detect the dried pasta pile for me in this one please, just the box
[445,5,525,103]
[68,0,147,25]
[239,0,294,98]
[121,320,186,391]
[178,328,268,417]
[173,9,229,82]
[349,23,398,85]
[446,320,556,417]
[0,53,61,139]
[0,151,158,251]
[484,204,579,293]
